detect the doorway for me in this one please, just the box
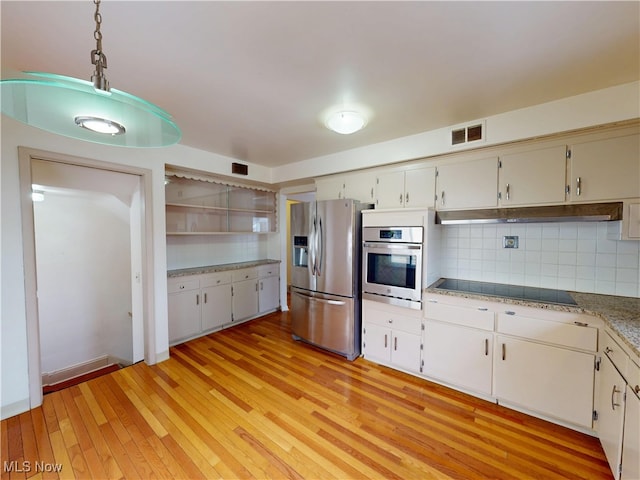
[18,148,154,408]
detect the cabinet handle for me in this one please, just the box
[255,282,258,292]
[635,385,640,394]
[505,183,510,201]
[604,346,613,354]
[405,192,409,204]
[260,281,264,291]
[196,294,200,305]
[441,191,445,206]
[394,336,398,351]
[505,311,516,316]
[399,193,403,205]
[501,343,506,361]
[370,187,374,199]
[484,339,489,356]
[611,385,621,410]
[204,293,207,303]
[576,177,581,196]
[384,334,388,348]
[477,307,488,311]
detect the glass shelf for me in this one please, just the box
[165,177,276,234]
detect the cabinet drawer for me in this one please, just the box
[200,272,232,288]
[365,308,422,335]
[424,301,495,331]
[232,268,258,282]
[497,313,597,352]
[602,332,629,377]
[168,278,200,293]
[258,264,279,278]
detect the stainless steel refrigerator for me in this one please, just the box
[290,199,371,360]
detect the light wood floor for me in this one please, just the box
[2,309,612,480]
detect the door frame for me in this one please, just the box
[18,147,156,409]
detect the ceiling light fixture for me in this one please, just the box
[325,110,367,135]
[0,0,181,148]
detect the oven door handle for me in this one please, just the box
[363,243,422,250]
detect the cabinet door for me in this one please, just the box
[391,330,422,373]
[363,323,391,363]
[168,290,201,343]
[423,321,493,395]
[437,157,499,210]
[404,166,436,209]
[344,171,376,204]
[569,134,640,202]
[494,335,595,428]
[315,177,345,201]
[258,275,280,313]
[201,284,232,331]
[499,146,567,206]
[232,279,259,321]
[621,386,639,480]
[598,354,627,479]
[375,170,406,209]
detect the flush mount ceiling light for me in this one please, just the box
[0,0,181,148]
[325,110,367,135]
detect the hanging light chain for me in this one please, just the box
[90,0,109,91]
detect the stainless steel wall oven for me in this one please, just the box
[362,226,423,309]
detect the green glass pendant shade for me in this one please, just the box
[1,72,181,147]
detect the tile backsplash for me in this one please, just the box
[167,234,269,270]
[440,222,640,297]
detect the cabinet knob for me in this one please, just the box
[635,385,640,394]
[388,319,393,324]
[604,346,613,354]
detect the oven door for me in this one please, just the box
[362,242,422,308]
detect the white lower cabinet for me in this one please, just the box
[493,335,595,428]
[621,383,639,480]
[258,264,280,313]
[597,331,640,480]
[167,279,202,343]
[598,352,626,479]
[232,269,259,322]
[423,321,493,396]
[362,300,422,373]
[168,263,280,345]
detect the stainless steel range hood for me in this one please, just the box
[436,202,623,225]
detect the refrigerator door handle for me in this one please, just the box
[310,215,317,275]
[317,216,324,276]
[293,290,346,306]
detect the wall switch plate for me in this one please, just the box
[503,236,519,248]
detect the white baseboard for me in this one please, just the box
[1,398,31,420]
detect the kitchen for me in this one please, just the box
[2,1,640,479]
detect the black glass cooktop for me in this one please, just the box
[435,279,577,306]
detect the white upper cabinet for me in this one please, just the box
[498,145,567,206]
[315,172,376,204]
[375,166,435,209]
[436,157,499,210]
[568,133,640,202]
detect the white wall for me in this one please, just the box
[440,222,640,297]
[34,190,132,373]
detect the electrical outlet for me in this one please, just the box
[503,236,519,248]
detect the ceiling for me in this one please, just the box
[2,1,638,168]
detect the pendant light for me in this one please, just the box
[0,0,181,148]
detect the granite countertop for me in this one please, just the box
[168,259,280,278]
[425,279,640,358]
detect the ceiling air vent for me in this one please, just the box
[232,162,249,176]
[451,121,485,146]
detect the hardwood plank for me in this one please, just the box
[1,310,612,479]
